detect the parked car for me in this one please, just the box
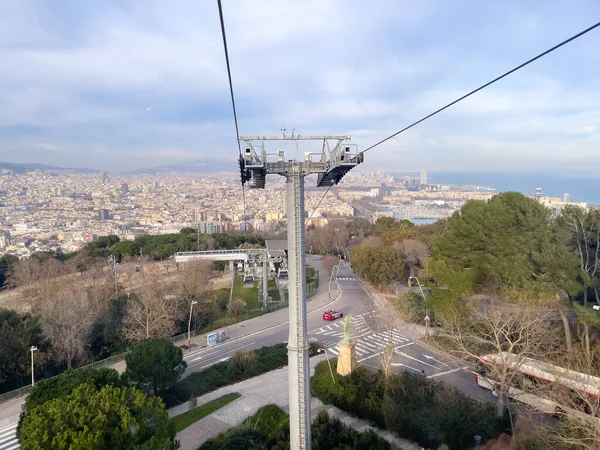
[322,309,343,321]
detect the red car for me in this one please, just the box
[322,309,343,321]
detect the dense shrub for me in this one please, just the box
[198,405,391,450]
[311,360,511,450]
[163,343,321,408]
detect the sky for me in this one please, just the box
[1,0,600,173]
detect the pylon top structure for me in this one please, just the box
[238,132,364,188]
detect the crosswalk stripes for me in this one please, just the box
[336,276,356,281]
[310,312,411,361]
[0,422,19,450]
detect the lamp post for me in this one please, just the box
[408,276,429,338]
[188,300,198,350]
[30,346,38,386]
[317,348,336,384]
[328,264,338,301]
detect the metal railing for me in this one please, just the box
[0,351,130,405]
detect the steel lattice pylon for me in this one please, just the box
[238,133,363,450]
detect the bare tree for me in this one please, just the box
[442,299,557,416]
[123,281,181,342]
[37,284,97,368]
[9,257,64,304]
[228,298,246,323]
[393,239,430,280]
[322,255,340,274]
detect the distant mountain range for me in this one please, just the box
[0,161,99,174]
[128,159,236,174]
[0,160,237,175]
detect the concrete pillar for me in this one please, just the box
[286,167,311,450]
[336,340,357,376]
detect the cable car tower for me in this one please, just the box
[238,132,363,450]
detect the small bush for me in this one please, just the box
[228,351,256,376]
[199,405,390,450]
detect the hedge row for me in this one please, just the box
[311,359,511,450]
[198,404,391,450]
[161,342,320,408]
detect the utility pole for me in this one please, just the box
[108,254,118,297]
[409,276,429,337]
[262,251,268,309]
[188,300,197,350]
[30,346,38,386]
[238,134,363,450]
[328,264,338,301]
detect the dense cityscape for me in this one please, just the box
[0,167,590,258]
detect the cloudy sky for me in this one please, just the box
[1,0,599,173]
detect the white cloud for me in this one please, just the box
[0,0,600,172]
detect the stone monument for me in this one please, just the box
[336,314,356,376]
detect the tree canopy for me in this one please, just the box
[125,338,186,394]
[20,384,177,450]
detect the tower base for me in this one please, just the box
[336,340,357,376]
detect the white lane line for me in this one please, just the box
[391,362,421,372]
[201,357,231,369]
[394,342,415,351]
[423,354,449,367]
[397,351,438,369]
[332,322,340,328]
[427,367,468,379]
[326,325,332,331]
[328,348,339,356]
[185,341,256,365]
[357,350,384,363]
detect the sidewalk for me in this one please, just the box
[0,257,340,424]
[172,354,421,450]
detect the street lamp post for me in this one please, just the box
[188,300,198,350]
[328,264,338,301]
[317,348,336,384]
[30,346,38,386]
[409,276,429,338]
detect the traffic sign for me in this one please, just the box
[424,315,430,322]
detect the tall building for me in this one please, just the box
[420,168,427,186]
[99,209,109,220]
[120,183,129,193]
[99,171,107,184]
[563,193,570,203]
[534,188,543,201]
[197,221,221,234]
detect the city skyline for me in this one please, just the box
[0,1,600,172]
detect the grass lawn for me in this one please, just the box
[232,273,259,308]
[170,393,241,432]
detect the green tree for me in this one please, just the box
[0,310,43,389]
[430,192,557,295]
[125,338,186,395]
[351,244,404,289]
[20,384,177,450]
[18,368,123,439]
[558,206,600,305]
[0,254,18,287]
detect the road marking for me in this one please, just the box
[427,367,468,379]
[391,362,421,372]
[202,357,231,369]
[357,350,384,363]
[423,354,449,367]
[190,356,202,362]
[326,325,332,330]
[396,351,438,368]
[394,342,415,351]
[185,341,256,368]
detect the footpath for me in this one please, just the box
[171,353,421,450]
[0,257,339,427]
